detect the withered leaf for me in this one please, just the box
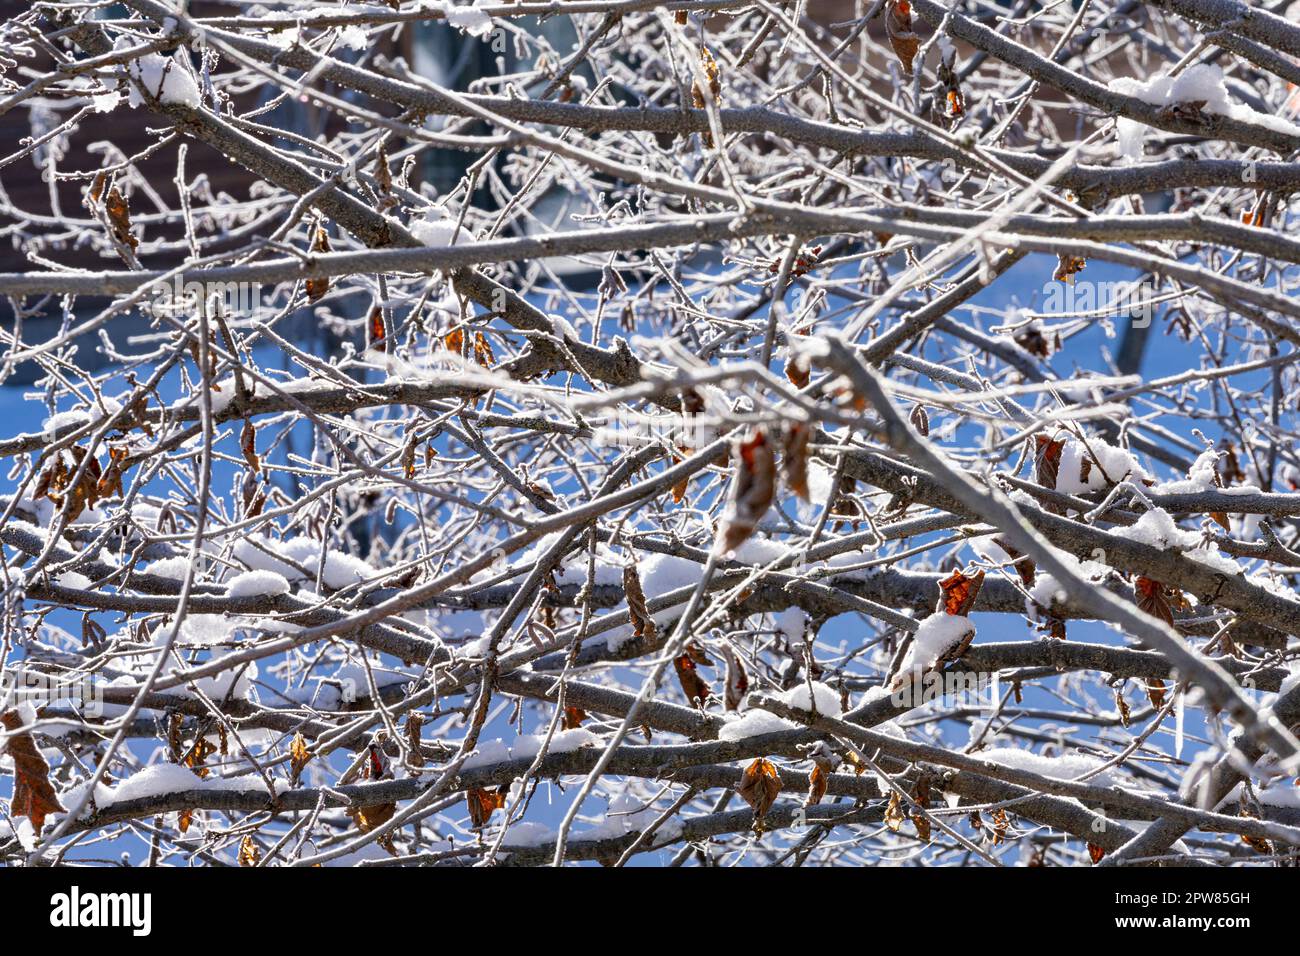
[884,790,906,832]
[1218,441,1246,485]
[702,45,722,104]
[673,653,710,706]
[401,433,419,480]
[1135,576,1174,628]
[670,451,690,505]
[369,306,387,353]
[781,422,810,501]
[785,354,810,390]
[938,569,985,617]
[1054,254,1087,283]
[770,245,822,278]
[346,801,398,854]
[289,731,311,786]
[683,640,713,667]
[624,563,657,643]
[1035,434,1065,491]
[373,142,394,205]
[35,445,103,523]
[182,733,217,779]
[88,170,108,205]
[1241,833,1273,855]
[1,709,65,832]
[885,0,919,74]
[1146,677,1168,711]
[81,613,106,650]
[909,403,929,437]
[1015,325,1052,358]
[473,331,495,367]
[95,445,129,502]
[240,419,260,474]
[716,429,776,556]
[723,646,749,712]
[737,757,782,827]
[443,326,466,355]
[405,711,425,770]
[104,187,138,254]
[946,88,965,118]
[238,834,261,866]
[305,224,332,303]
[807,763,829,807]
[466,786,506,828]
[1087,842,1106,864]
[804,741,838,807]
[691,45,722,146]
[562,706,586,730]
[911,812,931,843]
[990,808,1010,844]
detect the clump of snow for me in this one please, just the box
[1217,779,1300,813]
[337,24,368,49]
[770,606,807,643]
[264,26,302,49]
[1153,448,1262,498]
[55,571,93,590]
[513,728,598,760]
[325,662,407,700]
[1156,448,1219,495]
[1244,570,1300,603]
[444,0,494,38]
[499,821,557,847]
[732,537,789,566]
[91,90,121,113]
[111,763,204,803]
[117,41,201,109]
[77,763,277,813]
[462,728,598,769]
[978,747,1117,786]
[576,790,683,844]
[230,534,375,590]
[1055,436,1149,494]
[1127,507,1199,550]
[42,409,91,437]
[806,462,836,504]
[895,614,975,678]
[1278,666,1300,701]
[144,556,191,580]
[1027,552,1109,617]
[779,681,843,715]
[717,708,797,742]
[969,534,1039,582]
[1126,507,1240,575]
[178,614,240,645]
[1109,64,1300,159]
[191,664,258,702]
[56,778,115,820]
[226,569,291,598]
[515,533,623,589]
[410,210,471,247]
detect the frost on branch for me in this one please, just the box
[1,0,1299,871]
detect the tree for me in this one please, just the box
[0,0,1299,868]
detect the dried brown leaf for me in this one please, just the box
[1,709,64,832]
